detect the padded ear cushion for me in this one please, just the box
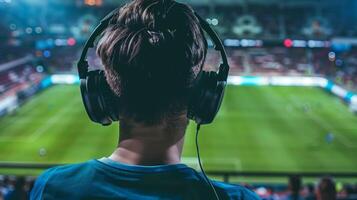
[81,70,112,125]
[96,71,120,122]
[80,78,98,123]
[188,71,226,124]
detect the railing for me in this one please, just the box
[1,162,357,182]
[207,171,357,182]
[0,162,60,170]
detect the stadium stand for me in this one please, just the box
[0,59,44,95]
[0,175,357,200]
[2,0,357,89]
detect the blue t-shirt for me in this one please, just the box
[30,158,260,200]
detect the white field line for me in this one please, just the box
[29,99,77,142]
[0,99,76,143]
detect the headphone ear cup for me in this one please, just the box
[97,71,120,122]
[188,71,225,124]
[80,70,119,126]
[80,77,98,123]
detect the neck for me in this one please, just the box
[110,115,188,166]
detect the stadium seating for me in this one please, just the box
[0,175,356,200]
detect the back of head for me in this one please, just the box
[96,0,207,124]
[317,177,336,200]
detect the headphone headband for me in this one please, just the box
[77,5,229,81]
[77,8,119,79]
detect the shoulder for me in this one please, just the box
[39,160,97,181]
[213,181,261,200]
[30,167,56,200]
[30,160,98,200]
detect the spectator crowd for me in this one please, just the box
[0,175,356,200]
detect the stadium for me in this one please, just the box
[0,0,357,199]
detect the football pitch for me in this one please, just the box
[0,84,357,176]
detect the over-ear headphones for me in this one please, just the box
[77,2,230,126]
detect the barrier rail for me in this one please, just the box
[1,162,357,182]
[207,171,357,182]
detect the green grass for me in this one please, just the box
[0,85,357,176]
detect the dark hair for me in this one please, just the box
[318,177,336,200]
[96,0,207,123]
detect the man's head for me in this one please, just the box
[97,0,207,124]
[316,177,336,200]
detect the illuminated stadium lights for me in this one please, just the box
[224,39,240,47]
[43,50,51,58]
[9,24,16,30]
[328,52,336,62]
[224,38,329,48]
[335,59,343,66]
[240,39,250,47]
[35,27,42,34]
[283,39,329,48]
[241,39,263,47]
[223,39,263,47]
[292,40,307,48]
[25,27,33,34]
[36,65,44,73]
[67,38,76,46]
[211,18,219,26]
[205,18,219,26]
[283,39,293,48]
[54,39,67,46]
[307,40,329,48]
[84,0,102,6]
[52,38,77,47]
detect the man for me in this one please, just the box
[30,0,260,199]
[316,177,336,200]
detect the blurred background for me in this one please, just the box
[0,0,357,199]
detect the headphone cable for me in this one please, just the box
[195,124,220,200]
